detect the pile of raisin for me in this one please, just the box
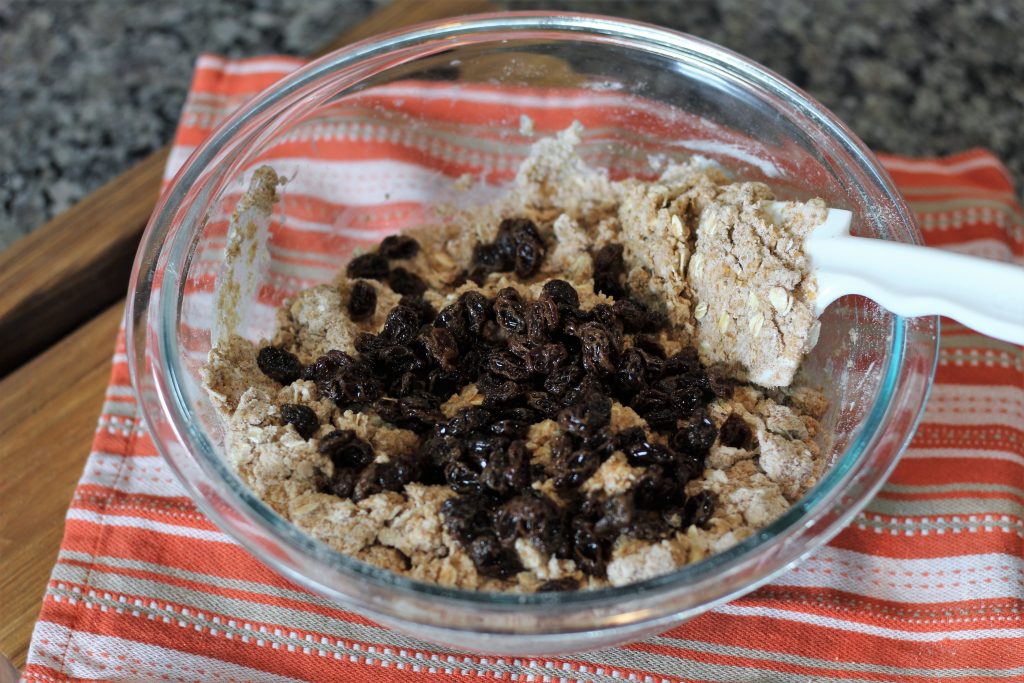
[469,217,547,283]
[256,226,727,584]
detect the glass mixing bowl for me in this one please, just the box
[128,12,938,655]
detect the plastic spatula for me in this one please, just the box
[761,201,1024,345]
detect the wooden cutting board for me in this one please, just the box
[0,0,493,669]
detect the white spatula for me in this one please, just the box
[763,201,1024,345]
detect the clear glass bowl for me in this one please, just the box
[128,12,938,655]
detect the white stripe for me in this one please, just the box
[772,547,1024,603]
[716,604,1024,642]
[165,144,196,180]
[923,384,1024,427]
[882,154,1012,178]
[66,508,235,544]
[29,621,303,682]
[261,157,470,205]
[195,54,302,76]
[903,447,1024,467]
[79,453,186,497]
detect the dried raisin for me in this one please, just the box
[280,403,319,440]
[257,346,303,385]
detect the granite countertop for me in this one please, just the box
[1,0,1021,250]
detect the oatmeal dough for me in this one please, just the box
[203,126,830,592]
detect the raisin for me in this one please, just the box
[386,267,428,296]
[525,301,551,342]
[624,439,674,468]
[489,419,530,437]
[684,491,717,528]
[525,391,563,419]
[632,387,669,416]
[464,436,511,470]
[541,279,580,310]
[634,335,667,359]
[375,398,403,424]
[706,365,734,399]
[526,343,568,374]
[469,243,510,283]
[571,523,608,577]
[480,440,532,496]
[558,395,612,437]
[460,291,490,336]
[612,298,653,332]
[469,534,522,579]
[441,495,491,544]
[397,395,444,432]
[633,466,684,511]
[444,460,483,495]
[544,364,583,397]
[354,456,419,500]
[537,577,579,592]
[257,346,303,385]
[613,348,647,397]
[421,327,459,370]
[614,427,647,451]
[323,468,358,499]
[375,343,424,376]
[535,293,561,332]
[353,332,385,355]
[493,288,526,334]
[664,348,702,376]
[400,295,437,325]
[553,448,601,489]
[280,403,319,440]
[487,351,531,382]
[592,243,627,299]
[506,334,533,360]
[428,368,463,398]
[562,373,605,407]
[502,406,539,423]
[479,375,522,407]
[318,429,374,468]
[592,494,636,538]
[682,410,718,456]
[419,434,464,467]
[669,382,704,418]
[441,407,494,438]
[720,413,753,449]
[379,234,420,259]
[381,304,422,344]
[346,280,377,321]
[493,492,561,551]
[644,407,679,433]
[391,371,426,397]
[673,449,704,484]
[347,252,390,280]
[435,300,469,343]
[497,217,547,279]
[576,322,617,375]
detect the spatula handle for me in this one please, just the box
[808,236,1024,345]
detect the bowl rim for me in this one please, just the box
[129,10,939,628]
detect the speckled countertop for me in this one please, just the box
[1,0,1021,250]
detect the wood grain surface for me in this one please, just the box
[0,0,494,377]
[0,302,122,669]
[0,0,493,669]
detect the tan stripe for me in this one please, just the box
[865,496,1024,518]
[908,197,1023,221]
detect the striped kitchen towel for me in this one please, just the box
[22,54,1024,683]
